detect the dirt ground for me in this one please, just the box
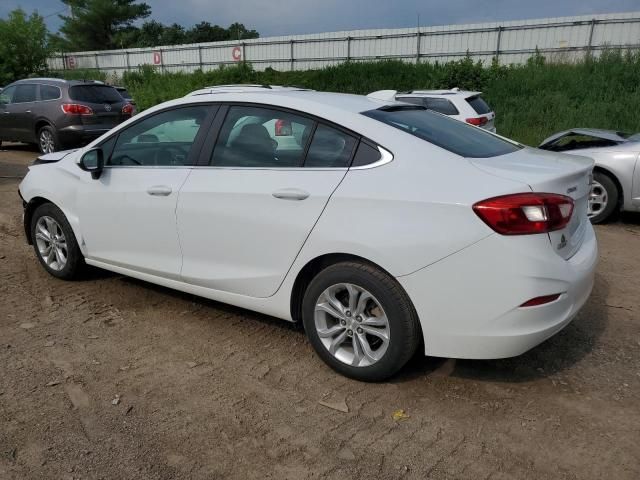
[1,143,639,480]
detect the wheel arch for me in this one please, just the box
[34,118,54,136]
[593,166,624,209]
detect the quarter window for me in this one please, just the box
[107,106,209,167]
[211,106,315,167]
[351,141,382,167]
[40,85,61,101]
[13,84,37,103]
[304,125,356,168]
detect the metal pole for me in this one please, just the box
[416,31,421,63]
[198,45,203,70]
[241,42,246,63]
[346,36,351,62]
[95,52,99,70]
[495,26,503,61]
[290,40,294,71]
[160,48,165,73]
[125,51,130,72]
[586,19,597,58]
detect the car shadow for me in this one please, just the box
[0,142,38,153]
[393,272,610,384]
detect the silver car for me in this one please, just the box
[539,129,640,223]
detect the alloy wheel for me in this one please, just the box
[587,179,608,218]
[34,216,68,271]
[314,283,390,367]
[39,130,55,154]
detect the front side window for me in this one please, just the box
[0,86,16,104]
[107,106,209,166]
[363,106,520,158]
[211,106,314,167]
[40,85,61,101]
[304,125,356,168]
[13,84,37,103]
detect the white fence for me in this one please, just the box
[48,11,640,76]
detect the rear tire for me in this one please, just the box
[589,172,619,224]
[302,261,420,381]
[37,125,60,154]
[30,203,85,280]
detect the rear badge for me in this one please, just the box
[557,234,567,250]
[566,186,577,194]
[104,103,112,112]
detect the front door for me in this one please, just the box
[177,105,358,298]
[76,104,214,278]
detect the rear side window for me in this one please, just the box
[363,107,520,158]
[351,141,381,167]
[117,88,132,99]
[40,85,61,101]
[466,95,491,115]
[13,84,37,103]
[69,85,123,103]
[304,125,356,168]
[424,98,459,115]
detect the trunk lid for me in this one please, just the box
[471,147,594,260]
[68,84,128,128]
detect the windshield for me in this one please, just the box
[363,107,520,158]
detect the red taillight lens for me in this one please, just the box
[122,103,134,115]
[274,119,292,136]
[473,193,574,235]
[520,294,561,307]
[466,117,488,126]
[61,103,94,115]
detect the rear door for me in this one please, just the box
[177,104,357,298]
[68,84,129,132]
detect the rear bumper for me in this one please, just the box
[398,223,598,359]
[58,125,113,145]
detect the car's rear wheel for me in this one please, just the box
[38,125,59,154]
[31,203,84,280]
[302,261,420,381]
[588,172,619,224]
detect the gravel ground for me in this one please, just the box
[1,143,639,480]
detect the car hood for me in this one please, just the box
[33,149,79,165]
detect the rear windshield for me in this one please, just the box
[69,85,123,103]
[117,88,132,99]
[363,107,520,158]
[466,95,491,115]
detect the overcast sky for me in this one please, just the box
[2,0,639,36]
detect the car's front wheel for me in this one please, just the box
[302,261,420,381]
[30,203,85,279]
[588,172,619,224]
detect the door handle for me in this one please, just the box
[25,110,32,113]
[2,112,9,115]
[272,188,310,201]
[147,185,172,196]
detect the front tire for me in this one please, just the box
[589,172,619,224]
[30,203,84,280]
[302,261,420,381]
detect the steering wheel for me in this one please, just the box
[153,145,188,166]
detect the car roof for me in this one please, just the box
[10,78,108,87]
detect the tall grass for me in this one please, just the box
[63,50,640,146]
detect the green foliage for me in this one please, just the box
[0,9,50,84]
[58,0,151,51]
[114,51,640,146]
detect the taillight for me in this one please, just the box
[122,103,134,115]
[274,119,292,136]
[473,193,574,235]
[466,117,488,126]
[61,103,94,115]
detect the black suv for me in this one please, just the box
[0,78,132,154]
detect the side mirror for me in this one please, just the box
[79,148,104,179]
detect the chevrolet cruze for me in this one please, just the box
[19,85,598,381]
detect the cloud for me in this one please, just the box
[2,0,639,36]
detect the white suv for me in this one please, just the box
[394,88,496,132]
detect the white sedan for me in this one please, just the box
[19,85,597,381]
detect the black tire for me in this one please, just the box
[590,172,619,224]
[302,261,420,381]
[30,203,85,280]
[37,125,60,154]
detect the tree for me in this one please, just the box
[184,22,228,44]
[227,23,259,40]
[58,0,151,51]
[0,9,50,84]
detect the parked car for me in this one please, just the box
[19,85,597,381]
[539,128,640,223]
[0,78,133,153]
[113,86,137,115]
[390,88,497,132]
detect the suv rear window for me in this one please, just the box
[466,95,491,115]
[397,97,460,115]
[69,85,123,103]
[363,107,520,158]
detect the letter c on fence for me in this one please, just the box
[232,46,242,62]
[153,51,161,65]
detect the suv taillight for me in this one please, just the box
[473,193,574,235]
[122,103,134,115]
[466,116,488,126]
[61,103,94,115]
